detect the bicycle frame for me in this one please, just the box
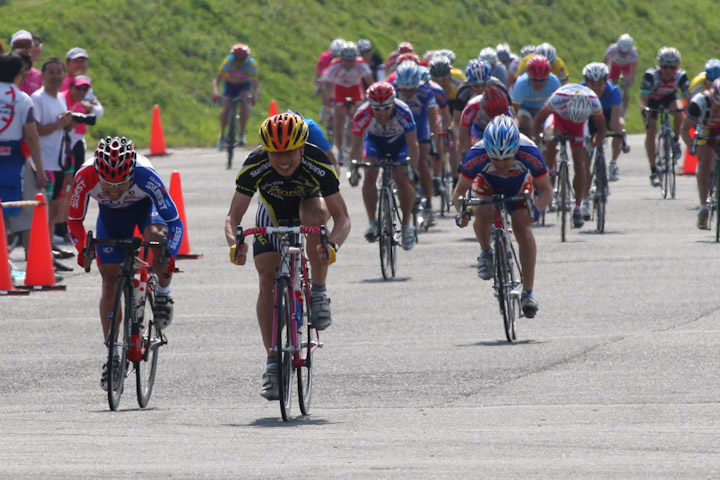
[647,107,683,199]
[693,135,720,240]
[543,134,584,241]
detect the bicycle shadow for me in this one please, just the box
[460,339,544,347]
[236,416,335,428]
[358,277,412,284]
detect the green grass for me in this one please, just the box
[3,0,720,147]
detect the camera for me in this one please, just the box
[71,113,96,125]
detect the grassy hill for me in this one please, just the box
[3,0,720,148]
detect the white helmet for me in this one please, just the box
[495,43,511,62]
[565,92,594,123]
[340,41,358,61]
[520,44,536,57]
[535,42,557,64]
[617,34,633,53]
[330,38,345,58]
[582,62,609,82]
[478,47,498,66]
[657,46,681,67]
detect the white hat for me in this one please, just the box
[11,30,32,47]
[66,47,89,60]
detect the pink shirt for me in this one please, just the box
[18,68,42,96]
[316,50,333,75]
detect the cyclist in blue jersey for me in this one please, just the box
[453,115,552,317]
[511,56,561,136]
[581,62,629,182]
[393,61,438,224]
[349,81,419,250]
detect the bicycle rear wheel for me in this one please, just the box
[713,167,720,241]
[226,102,237,170]
[659,133,671,199]
[594,157,608,233]
[108,276,131,411]
[297,278,314,415]
[136,276,161,409]
[559,161,569,242]
[275,278,294,421]
[379,188,396,279]
[494,236,516,342]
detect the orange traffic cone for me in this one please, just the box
[169,171,202,260]
[0,200,31,296]
[682,127,698,175]
[20,193,66,291]
[269,100,279,117]
[149,105,171,156]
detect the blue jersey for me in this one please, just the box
[461,133,547,183]
[352,98,416,145]
[393,83,437,141]
[511,73,562,110]
[303,115,331,152]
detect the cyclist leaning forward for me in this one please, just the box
[224,113,351,400]
[68,136,184,391]
[639,47,690,188]
[454,115,552,317]
[681,78,720,229]
[533,84,606,228]
[348,81,419,250]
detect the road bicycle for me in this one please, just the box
[84,232,170,411]
[235,223,326,421]
[350,156,409,280]
[460,191,532,342]
[588,132,627,233]
[226,95,253,170]
[693,135,720,241]
[430,135,453,217]
[645,107,684,199]
[338,97,356,167]
[543,134,585,242]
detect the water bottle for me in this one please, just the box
[295,296,303,331]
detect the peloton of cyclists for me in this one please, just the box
[515,43,570,85]
[511,55,561,137]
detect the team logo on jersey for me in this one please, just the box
[0,86,17,134]
[145,177,167,210]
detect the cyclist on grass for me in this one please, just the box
[68,136,183,391]
[225,113,351,400]
[639,47,691,188]
[532,84,607,227]
[321,41,374,166]
[581,62,630,182]
[511,55,561,137]
[393,60,438,225]
[453,115,552,318]
[348,81,419,250]
[603,33,638,115]
[681,78,720,229]
[212,43,259,150]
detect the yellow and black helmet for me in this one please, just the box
[258,113,309,152]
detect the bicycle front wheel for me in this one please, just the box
[226,102,237,170]
[494,236,516,343]
[108,276,131,411]
[559,161,569,242]
[136,277,161,408]
[659,132,671,199]
[379,188,396,279]
[595,157,608,233]
[275,278,294,421]
[297,278,314,416]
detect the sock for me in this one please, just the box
[266,356,277,366]
[699,205,709,211]
[156,283,171,296]
[523,289,533,296]
[311,284,326,294]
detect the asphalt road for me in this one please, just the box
[2,136,719,479]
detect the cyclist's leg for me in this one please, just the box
[220,82,239,136]
[470,174,495,251]
[254,250,282,356]
[511,208,536,291]
[418,141,433,208]
[299,196,330,286]
[570,143,590,206]
[98,263,122,340]
[696,143,715,206]
[237,85,253,138]
[644,108,658,171]
[392,151,416,223]
[670,98,684,139]
[516,108,533,138]
[542,118,559,173]
[361,139,381,222]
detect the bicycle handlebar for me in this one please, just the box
[643,107,685,114]
[458,190,533,220]
[234,225,329,262]
[84,231,171,274]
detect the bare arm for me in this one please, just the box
[324,192,351,248]
[23,121,48,189]
[533,173,553,212]
[405,130,419,170]
[532,105,551,142]
[37,111,73,136]
[224,191,253,246]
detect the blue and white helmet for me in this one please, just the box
[478,47,498,66]
[418,65,431,83]
[483,115,519,159]
[495,43,512,62]
[396,61,421,89]
[617,34,633,53]
[705,59,720,82]
[465,59,491,85]
[535,42,557,64]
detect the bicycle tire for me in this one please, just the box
[659,132,670,199]
[226,102,237,170]
[669,153,677,199]
[495,236,516,342]
[136,275,160,408]
[108,276,131,411]
[275,277,293,421]
[559,161,569,242]
[297,276,314,416]
[341,116,353,167]
[714,167,720,241]
[379,188,395,279]
[595,155,608,233]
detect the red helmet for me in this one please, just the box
[482,86,510,118]
[526,55,552,79]
[231,43,250,60]
[94,136,136,183]
[366,81,396,108]
[396,52,420,64]
[398,42,414,54]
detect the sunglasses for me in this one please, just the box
[100,177,132,187]
[371,105,393,112]
[661,65,676,70]
[530,76,547,82]
[490,156,514,162]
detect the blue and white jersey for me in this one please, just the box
[352,98,416,146]
[461,133,547,182]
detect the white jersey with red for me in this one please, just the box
[546,83,603,123]
[321,58,372,88]
[68,155,184,256]
[605,43,638,81]
[460,93,513,143]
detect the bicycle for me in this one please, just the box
[645,107,684,199]
[83,232,170,411]
[588,132,627,233]
[338,97,356,167]
[350,155,407,280]
[226,94,253,170]
[542,133,584,242]
[430,135,453,217]
[460,191,532,342]
[235,223,327,421]
[693,135,720,241]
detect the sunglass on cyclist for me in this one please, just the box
[371,105,393,112]
[660,65,676,70]
[530,76,547,82]
[489,156,514,162]
[99,177,132,188]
